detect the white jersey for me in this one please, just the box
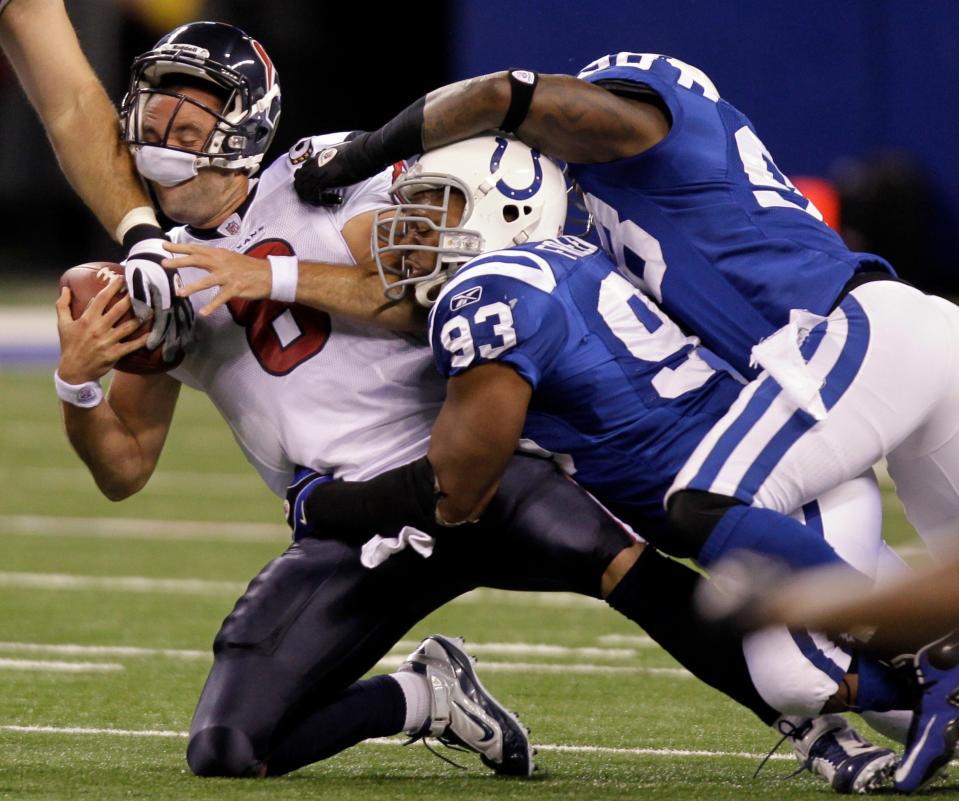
[168,133,445,495]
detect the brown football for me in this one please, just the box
[59,261,184,374]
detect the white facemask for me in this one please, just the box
[135,146,200,187]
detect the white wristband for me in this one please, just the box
[115,206,161,244]
[268,255,299,303]
[54,370,104,409]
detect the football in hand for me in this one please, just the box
[59,261,185,374]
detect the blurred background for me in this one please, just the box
[1,0,958,292]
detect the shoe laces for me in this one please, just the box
[753,719,812,781]
[403,732,471,771]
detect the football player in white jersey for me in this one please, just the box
[0,0,193,372]
[58,21,813,784]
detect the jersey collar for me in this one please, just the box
[186,179,259,240]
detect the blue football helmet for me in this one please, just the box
[121,21,281,179]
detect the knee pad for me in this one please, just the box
[664,490,743,559]
[187,726,259,778]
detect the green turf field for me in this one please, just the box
[0,370,949,800]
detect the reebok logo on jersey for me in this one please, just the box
[450,286,483,311]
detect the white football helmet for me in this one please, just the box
[372,135,567,305]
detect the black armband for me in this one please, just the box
[121,223,169,251]
[302,456,440,541]
[500,70,539,133]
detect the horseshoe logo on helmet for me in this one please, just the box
[489,137,544,201]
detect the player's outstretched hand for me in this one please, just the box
[284,468,333,541]
[164,243,272,317]
[293,133,377,206]
[124,237,195,362]
[55,279,150,384]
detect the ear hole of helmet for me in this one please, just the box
[502,204,536,223]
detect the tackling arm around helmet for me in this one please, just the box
[294,70,669,204]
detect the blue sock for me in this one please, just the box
[856,655,911,711]
[264,674,406,775]
[698,505,846,570]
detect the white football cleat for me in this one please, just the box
[400,635,535,776]
[785,714,898,794]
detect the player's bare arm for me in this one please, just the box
[754,559,959,650]
[167,210,427,331]
[424,72,669,163]
[56,282,179,500]
[0,0,152,238]
[295,71,668,204]
[428,363,532,524]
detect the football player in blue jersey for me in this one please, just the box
[290,54,896,577]
[291,135,953,793]
[292,59,959,790]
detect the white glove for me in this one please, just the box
[123,236,195,360]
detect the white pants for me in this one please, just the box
[670,281,959,556]
[668,280,956,714]
[742,470,910,714]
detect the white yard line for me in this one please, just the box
[373,655,689,677]
[0,572,245,596]
[0,659,122,673]
[596,634,658,648]
[0,515,286,543]
[0,641,679,678]
[2,725,182,738]
[0,724,791,761]
[0,642,209,660]
[0,572,605,609]
[391,640,636,659]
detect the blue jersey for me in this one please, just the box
[574,52,894,377]
[428,236,743,520]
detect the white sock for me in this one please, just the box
[860,709,912,744]
[390,671,432,734]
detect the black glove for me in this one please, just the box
[294,133,380,206]
[295,97,427,206]
[291,457,443,542]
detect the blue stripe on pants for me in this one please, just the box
[688,377,781,491]
[734,296,871,503]
[789,628,848,685]
[800,499,824,538]
[797,498,853,658]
